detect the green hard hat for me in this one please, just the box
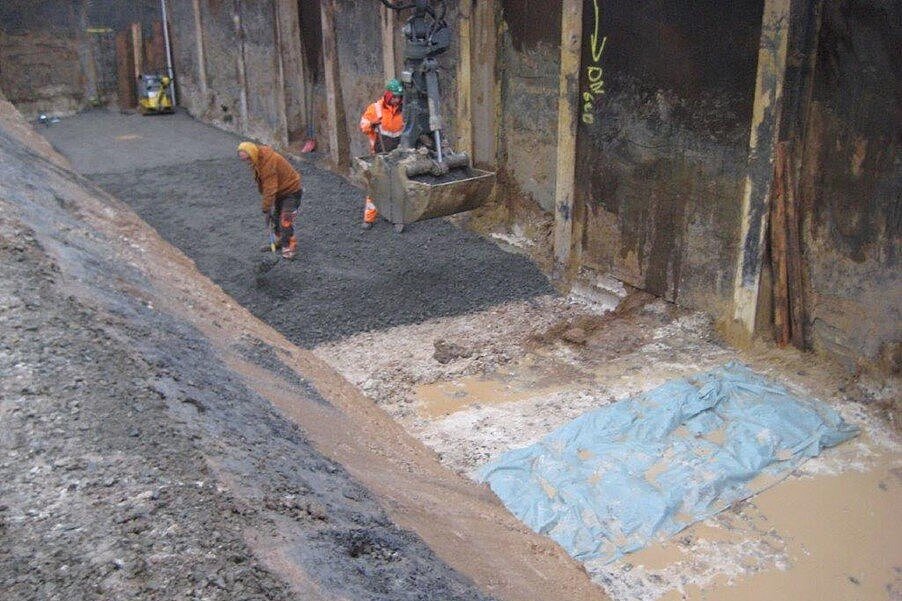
[385,79,404,96]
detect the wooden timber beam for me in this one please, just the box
[273,2,289,147]
[192,0,208,104]
[115,30,137,110]
[131,22,144,77]
[456,1,474,158]
[552,0,583,277]
[380,4,397,81]
[731,0,791,336]
[471,0,498,168]
[233,0,249,133]
[320,0,348,168]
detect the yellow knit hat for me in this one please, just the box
[237,141,259,164]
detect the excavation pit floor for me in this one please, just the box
[40,109,902,601]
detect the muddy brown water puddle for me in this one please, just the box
[621,450,901,601]
[414,355,581,417]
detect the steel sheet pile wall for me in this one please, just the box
[798,0,901,370]
[176,0,245,132]
[575,0,763,312]
[241,0,283,141]
[4,0,895,372]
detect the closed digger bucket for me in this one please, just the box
[354,150,495,227]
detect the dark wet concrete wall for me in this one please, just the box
[575,0,763,312]
[798,0,901,370]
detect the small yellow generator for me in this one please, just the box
[137,74,174,115]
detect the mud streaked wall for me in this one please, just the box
[0,1,86,118]
[240,0,285,142]
[166,0,208,120]
[0,0,163,118]
[498,0,562,212]
[798,0,901,370]
[574,0,763,313]
[168,0,284,142]
[179,0,237,126]
[333,0,383,160]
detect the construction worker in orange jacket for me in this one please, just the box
[237,141,303,260]
[358,79,404,229]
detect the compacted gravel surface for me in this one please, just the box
[42,109,554,347]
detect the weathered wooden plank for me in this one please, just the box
[456,1,473,158]
[783,140,806,349]
[731,0,791,336]
[276,0,307,142]
[233,0,249,133]
[273,1,289,147]
[552,0,584,276]
[471,0,498,168]
[320,0,347,167]
[115,29,137,111]
[192,0,208,102]
[771,141,790,346]
[131,22,143,77]
[380,4,396,81]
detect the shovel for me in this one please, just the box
[256,215,280,278]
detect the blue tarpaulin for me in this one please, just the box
[475,362,858,563]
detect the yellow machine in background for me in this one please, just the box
[138,74,174,115]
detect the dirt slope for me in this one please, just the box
[0,102,607,601]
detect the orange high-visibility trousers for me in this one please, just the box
[364,196,378,224]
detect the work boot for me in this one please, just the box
[361,222,373,230]
[281,236,297,260]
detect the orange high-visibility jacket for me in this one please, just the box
[253,146,302,213]
[359,99,403,151]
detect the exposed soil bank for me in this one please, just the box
[1,102,605,600]
[0,110,491,601]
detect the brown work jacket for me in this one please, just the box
[253,146,302,213]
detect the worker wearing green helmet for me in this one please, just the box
[358,79,406,229]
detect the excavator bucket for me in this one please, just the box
[354,150,495,228]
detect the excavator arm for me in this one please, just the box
[354,0,495,231]
[378,0,451,160]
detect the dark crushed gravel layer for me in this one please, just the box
[42,110,554,348]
